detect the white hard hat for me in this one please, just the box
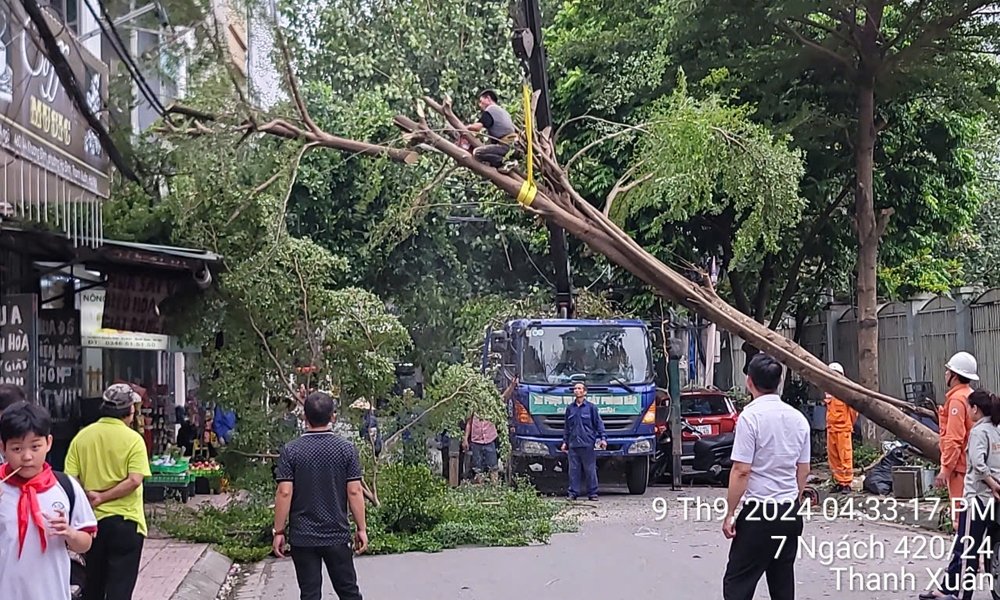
[829,362,845,375]
[946,352,979,381]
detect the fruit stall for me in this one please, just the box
[146,450,192,502]
[145,447,226,503]
[190,460,225,495]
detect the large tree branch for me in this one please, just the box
[886,1,994,69]
[388,97,940,459]
[777,20,857,73]
[162,103,420,164]
[239,116,419,163]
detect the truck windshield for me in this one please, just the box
[520,325,653,385]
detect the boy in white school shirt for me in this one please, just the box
[0,401,97,600]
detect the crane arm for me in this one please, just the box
[512,0,575,319]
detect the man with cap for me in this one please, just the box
[824,362,858,494]
[463,89,518,171]
[936,351,979,530]
[65,383,152,600]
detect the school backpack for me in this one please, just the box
[53,471,87,599]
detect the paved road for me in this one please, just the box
[235,487,980,600]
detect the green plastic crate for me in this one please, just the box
[151,459,189,475]
[148,472,191,485]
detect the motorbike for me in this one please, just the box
[651,419,734,486]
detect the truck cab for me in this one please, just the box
[484,318,656,494]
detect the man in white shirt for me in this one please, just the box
[722,353,811,600]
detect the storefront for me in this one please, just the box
[0,230,221,468]
[0,0,223,478]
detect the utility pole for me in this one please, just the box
[512,0,575,319]
[668,336,684,490]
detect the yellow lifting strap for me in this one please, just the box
[517,83,537,206]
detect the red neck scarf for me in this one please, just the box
[0,462,57,557]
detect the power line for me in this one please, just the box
[80,0,169,120]
[86,0,167,117]
[16,0,141,182]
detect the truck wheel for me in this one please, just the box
[627,458,649,495]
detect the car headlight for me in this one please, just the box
[521,441,550,456]
[628,440,652,454]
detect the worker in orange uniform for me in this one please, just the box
[825,362,858,494]
[935,351,979,530]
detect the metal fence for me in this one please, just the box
[972,289,1000,394]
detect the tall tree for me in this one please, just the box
[664,0,1000,391]
[543,0,982,348]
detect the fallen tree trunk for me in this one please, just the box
[390,107,941,462]
[171,44,941,461]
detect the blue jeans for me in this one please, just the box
[471,442,498,473]
[944,497,990,600]
[568,446,599,498]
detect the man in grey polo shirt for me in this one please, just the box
[721,353,811,600]
[464,89,518,171]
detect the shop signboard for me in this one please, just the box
[0,294,38,400]
[38,309,80,423]
[101,273,176,335]
[0,2,110,197]
[80,288,169,350]
[0,2,111,244]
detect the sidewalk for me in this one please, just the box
[134,539,233,600]
[133,492,238,600]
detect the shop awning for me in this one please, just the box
[1,226,224,335]
[0,226,223,276]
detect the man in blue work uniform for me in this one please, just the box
[560,383,607,501]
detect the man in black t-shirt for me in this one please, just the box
[464,89,518,171]
[273,392,367,600]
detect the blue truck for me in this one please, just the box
[483,318,656,494]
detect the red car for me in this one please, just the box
[655,388,739,442]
